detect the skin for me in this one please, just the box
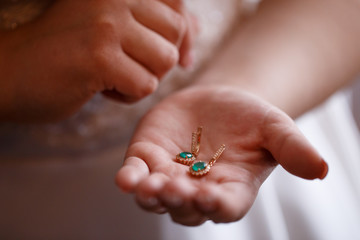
[116,86,327,226]
[116,0,360,226]
[0,0,195,123]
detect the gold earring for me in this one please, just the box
[175,126,202,165]
[189,144,225,177]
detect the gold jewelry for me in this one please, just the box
[189,144,225,177]
[175,126,202,165]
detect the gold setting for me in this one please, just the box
[175,153,196,165]
[175,127,202,165]
[189,144,226,177]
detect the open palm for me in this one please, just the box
[116,86,327,226]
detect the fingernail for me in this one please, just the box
[319,160,329,180]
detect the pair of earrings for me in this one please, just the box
[175,127,226,177]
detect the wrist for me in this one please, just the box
[192,71,306,119]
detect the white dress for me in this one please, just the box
[1,0,360,239]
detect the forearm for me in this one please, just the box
[195,0,360,118]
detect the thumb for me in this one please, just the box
[262,111,328,180]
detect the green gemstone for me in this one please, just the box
[180,152,193,159]
[192,162,207,172]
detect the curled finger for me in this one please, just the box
[160,177,208,226]
[116,156,150,193]
[130,0,186,45]
[195,182,256,223]
[135,172,170,213]
[122,22,179,78]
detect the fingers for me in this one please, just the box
[122,22,179,79]
[116,156,150,193]
[178,13,198,68]
[195,182,255,223]
[262,110,328,180]
[102,90,144,104]
[158,0,185,12]
[138,0,197,69]
[155,178,255,225]
[102,0,197,102]
[135,173,170,213]
[160,0,199,68]
[117,140,175,191]
[86,0,189,102]
[159,177,208,226]
[99,50,159,101]
[129,0,186,46]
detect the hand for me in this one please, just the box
[128,0,198,68]
[0,0,195,122]
[116,86,328,226]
